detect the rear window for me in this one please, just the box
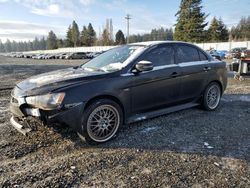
[175,45,200,63]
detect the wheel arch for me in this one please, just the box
[207,80,223,94]
[200,80,223,101]
[84,94,125,123]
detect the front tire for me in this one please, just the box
[78,99,123,144]
[202,82,221,111]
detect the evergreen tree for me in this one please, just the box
[87,23,96,46]
[101,29,113,46]
[129,34,143,43]
[208,17,229,42]
[166,28,174,40]
[238,17,249,40]
[40,37,47,50]
[33,37,40,50]
[0,40,5,52]
[18,42,23,51]
[208,17,220,42]
[11,41,18,52]
[23,42,28,51]
[71,20,80,47]
[128,27,173,43]
[57,39,64,48]
[46,30,58,49]
[80,26,88,46]
[66,26,73,47]
[27,41,34,51]
[218,18,229,42]
[16,42,21,52]
[115,30,126,45]
[151,29,157,41]
[5,39,12,52]
[231,16,250,41]
[174,0,207,42]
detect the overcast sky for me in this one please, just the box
[0,0,249,42]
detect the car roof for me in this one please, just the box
[130,41,195,47]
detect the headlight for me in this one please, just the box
[26,93,65,110]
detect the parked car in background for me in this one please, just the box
[92,52,103,58]
[10,41,227,144]
[86,51,105,59]
[24,54,33,58]
[227,47,247,59]
[217,50,227,59]
[59,53,68,59]
[45,54,56,59]
[38,54,48,59]
[55,53,63,59]
[14,53,24,58]
[207,50,222,61]
[32,54,39,59]
[65,52,87,59]
[241,49,250,59]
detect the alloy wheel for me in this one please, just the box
[86,104,120,142]
[206,84,221,109]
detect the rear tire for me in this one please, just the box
[78,99,123,145]
[201,82,221,111]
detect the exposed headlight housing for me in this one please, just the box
[26,93,65,110]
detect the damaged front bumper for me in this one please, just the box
[10,116,32,135]
[9,94,85,135]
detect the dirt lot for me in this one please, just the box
[0,56,249,187]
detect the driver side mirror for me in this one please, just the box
[134,61,153,73]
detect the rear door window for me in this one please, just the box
[175,45,200,63]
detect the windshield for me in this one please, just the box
[81,45,145,72]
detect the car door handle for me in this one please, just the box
[203,67,211,71]
[170,72,180,78]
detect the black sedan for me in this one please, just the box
[10,41,227,144]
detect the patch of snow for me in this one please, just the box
[204,142,214,149]
[214,162,220,167]
[204,142,209,146]
[141,126,158,133]
[207,146,214,149]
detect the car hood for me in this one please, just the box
[15,67,108,97]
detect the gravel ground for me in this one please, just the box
[0,56,249,187]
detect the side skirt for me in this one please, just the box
[126,102,200,124]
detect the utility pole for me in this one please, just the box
[125,14,131,44]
